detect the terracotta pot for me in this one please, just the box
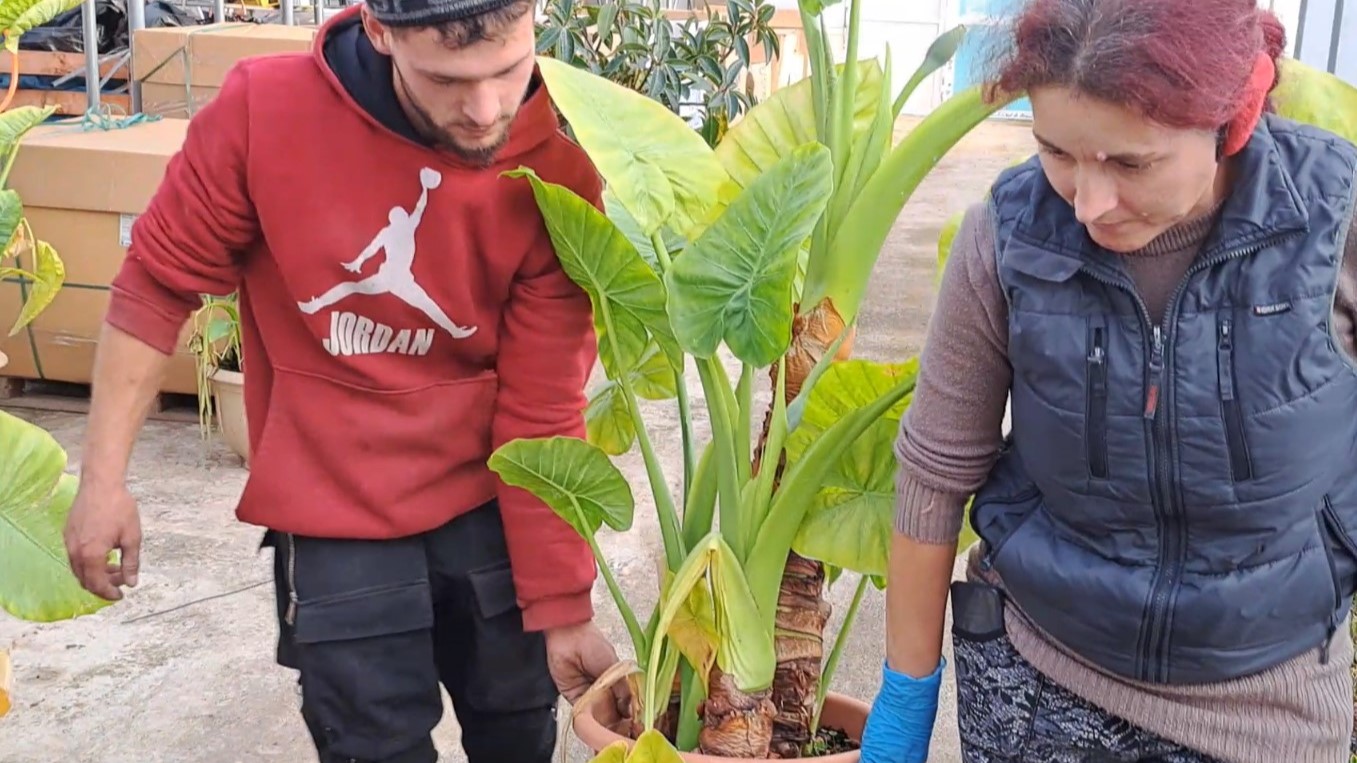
[208,368,250,468]
[573,691,868,762]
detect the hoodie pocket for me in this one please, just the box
[1216,315,1253,481]
[1085,316,1109,479]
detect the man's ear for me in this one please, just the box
[359,5,395,56]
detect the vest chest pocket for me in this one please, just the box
[1086,316,1110,479]
[1216,315,1254,481]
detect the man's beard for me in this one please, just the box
[395,66,511,167]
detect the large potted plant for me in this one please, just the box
[487,0,1012,758]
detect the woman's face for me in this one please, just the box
[1028,86,1229,253]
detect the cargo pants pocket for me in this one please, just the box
[275,532,443,763]
[439,559,559,714]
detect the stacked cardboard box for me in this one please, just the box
[0,118,201,395]
[133,23,317,118]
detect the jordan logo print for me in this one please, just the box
[298,167,478,343]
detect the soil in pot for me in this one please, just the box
[574,690,868,761]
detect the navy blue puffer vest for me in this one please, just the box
[970,114,1357,685]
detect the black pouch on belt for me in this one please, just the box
[949,580,1006,641]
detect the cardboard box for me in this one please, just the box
[140,83,219,119]
[132,22,317,90]
[0,117,202,395]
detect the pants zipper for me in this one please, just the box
[285,533,299,626]
[1216,316,1253,481]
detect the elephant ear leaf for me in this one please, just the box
[1272,57,1357,143]
[488,436,635,538]
[0,410,113,623]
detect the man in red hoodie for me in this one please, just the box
[60,0,629,760]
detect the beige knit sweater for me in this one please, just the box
[894,198,1357,763]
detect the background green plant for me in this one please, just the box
[535,0,781,145]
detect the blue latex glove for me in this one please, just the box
[859,658,945,763]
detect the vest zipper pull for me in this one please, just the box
[1144,325,1165,419]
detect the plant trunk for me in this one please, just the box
[770,552,833,757]
[753,298,855,757]
[698,667,777,757]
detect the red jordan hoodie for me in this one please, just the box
[105,6,603,631]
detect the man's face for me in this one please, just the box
[1028,86,1227,253]
[363,7,536,165]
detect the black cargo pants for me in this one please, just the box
[261,501,559,763]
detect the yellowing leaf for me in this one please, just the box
[9,239,64,336]
[0,648,10,717]
[664,571,719,691]
[588,741,629,763]
[1272,57,1357,143]
[629,728,685,763]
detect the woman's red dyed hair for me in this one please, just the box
[986,0,1288,131]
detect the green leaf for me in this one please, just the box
[0,410,113,622]
[583,343,675,455]
[535,55,727,239]
[745,368,916,627]
[1272,57,1357,144]
[8,240,64,336]
[3,0,79,53]
[0,105,54,157]
[650,533,774,695]
[488,436,635,537]
[585,381,635,456]
[810,84,1009,325]
[785,360,918,577]
[0,189,20,250]
[797,0,842,15]
[587,741,630,763]
[893,25,967,118]
[665,141,834,366]
[505,167,679,377]
[936,210,964,282]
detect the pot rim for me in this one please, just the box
[208,367,245,384]
[570,689,867,762]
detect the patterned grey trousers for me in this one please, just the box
[952,629,1224,763]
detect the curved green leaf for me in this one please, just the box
[628,729,685,762]
[5,0,80,52]
[536,55,726,239]
[0,189,21,252]
[585,381,634,456]
[786,359,919,576]
[0,410,112,622]
[505,166,679,377]
[0,105,54,156]
[1272,57,1357,143]
[665,141,834,365]
[488,435,635,537]
[587,741,630,763]
[811,83,1010,325]
[9,240,64,336]
[893,24,967,118]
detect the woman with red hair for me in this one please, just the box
[861,1,1357,761]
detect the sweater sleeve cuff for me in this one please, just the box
[893,474,969,546]
[521,591,594,632]
[105,260,200,356]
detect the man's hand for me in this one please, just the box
[545,621,632,731]
[63,481,142,601]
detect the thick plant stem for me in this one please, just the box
[812,573,869,732]
[769,552,831,757]
[698,667,776,757]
